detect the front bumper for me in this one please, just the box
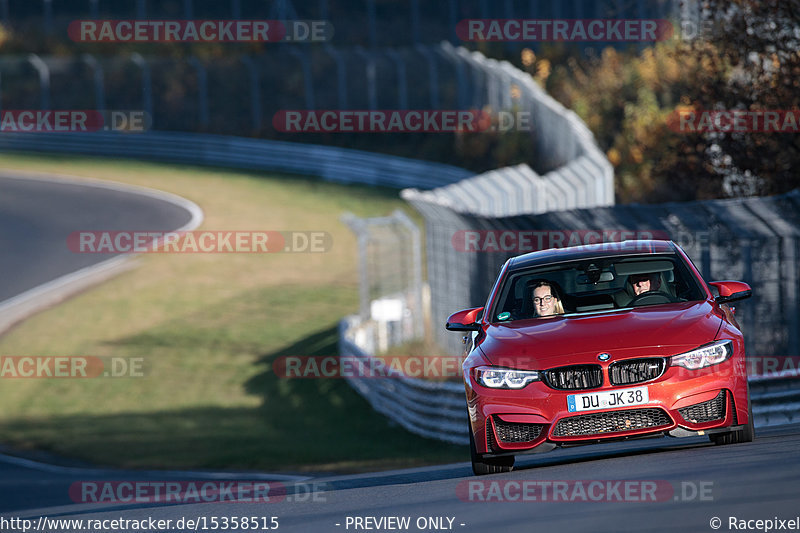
[467,358,749,455]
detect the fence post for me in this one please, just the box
[240,56,261,131]
[366,0,377,48]
[342,213,370,321]
[82,54,105,112]
[701,244,712,282]
[415,45,440,110]
[27,54,50,111]
[386,49,408,110]
[410,0,421,45]
[43,0,53,35]
[354,47,377,110]
[791,237,800,355]
[455,48,488,109]
[284,48,315,110]
[129,53,153,127]
[438,43,468,109]
[188,57,209,130]
[779,235,799,356]
[393,209,424,339]
[479,0,489,18]
[270,0,297,20]
[740,239,754,350]
[448,0,459,44]
[324,45,347,109]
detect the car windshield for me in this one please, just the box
[491,254,706,323]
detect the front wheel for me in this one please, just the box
[469,421,514,475]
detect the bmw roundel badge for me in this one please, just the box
[598,353,611,361]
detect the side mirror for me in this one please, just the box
[709,281,752,305]
[445,307,483,331]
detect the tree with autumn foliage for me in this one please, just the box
[693,0,800,197]
[526,0,800,203]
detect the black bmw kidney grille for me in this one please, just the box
[609,358,666,385]
[678,391,727,423]
[493,417,543,443]
[543,364,603,390]
[553,408,672,437]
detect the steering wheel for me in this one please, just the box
[629,291,674,306]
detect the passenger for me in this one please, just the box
[532,280,565,317]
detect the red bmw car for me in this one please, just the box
[446,240,754,475]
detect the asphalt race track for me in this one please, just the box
[1,423,798,533]
[0,172,195,303]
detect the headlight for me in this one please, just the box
[475,366,539,389]
[669,340,733,370]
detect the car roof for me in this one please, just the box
[508,240,678,271]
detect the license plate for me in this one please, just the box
[567,386,649,412]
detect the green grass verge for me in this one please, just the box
[0,153,464,472]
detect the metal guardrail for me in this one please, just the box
[0,131,472,190]
[403,46,614,218]
[339,316,469,445]
[750,374,800,426]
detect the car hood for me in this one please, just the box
[479,301,722,369]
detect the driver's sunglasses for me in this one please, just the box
[533,295,553,305]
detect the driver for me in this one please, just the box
[629,272,661,295]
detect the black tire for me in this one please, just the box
[710,389,755,445]
[469,422,514,475]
